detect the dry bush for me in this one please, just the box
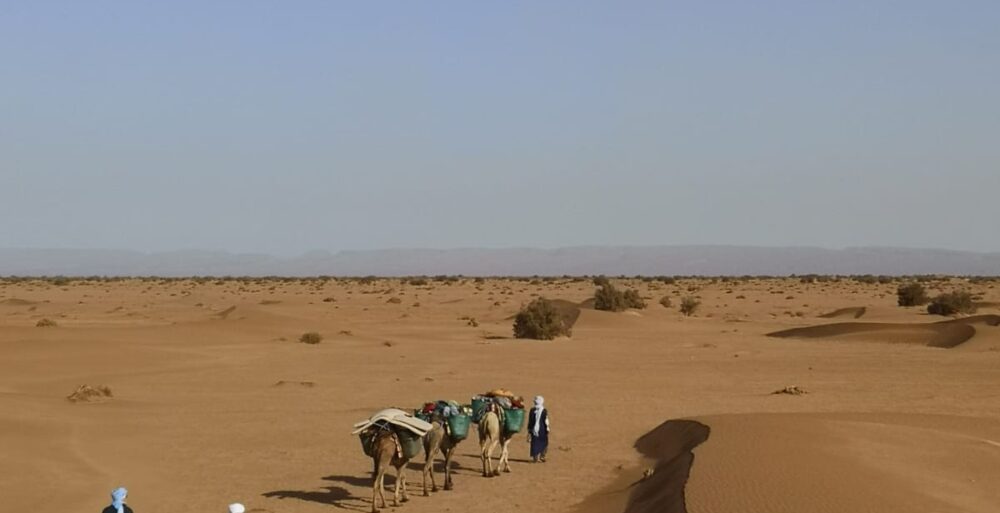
[659,296,672,308]
[36,318,58,327]
[897,282,929,307]
[299,332,323,344]
[594,282,626,311]
[680,297,701,316]
[623,289,646,309]
[67,384,113,403]
[927,291,976,316]
[513,298,571,340]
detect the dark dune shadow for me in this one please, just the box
[262,485,366,511]
[625,420,710,513]
[575,419,710,513]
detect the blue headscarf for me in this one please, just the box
[111,487,127,513]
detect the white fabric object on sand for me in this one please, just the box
[352,408,433,436]
[229,503,246,513]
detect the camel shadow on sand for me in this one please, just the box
[262,484,367,512]
[262,457,484,511]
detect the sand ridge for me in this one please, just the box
[766,314,1000,348]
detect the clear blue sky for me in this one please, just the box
[2,1,998,255]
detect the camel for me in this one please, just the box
[366,425,412,513]
[478,403,514,477]
[421,417,461,494]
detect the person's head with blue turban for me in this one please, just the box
[110,487,128,513]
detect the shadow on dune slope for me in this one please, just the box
[576,420,710,513]
[627,420,711,513]
[819,306,867,319]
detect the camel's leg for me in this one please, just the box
[372,467,386,512]
[443,447,454,490]
[422,454,432,496]
[480,439,488,476]
[392,466,401,507]
[501,438,512,473]
[482,438,498,477]
[400,466,409,502]
[423,446,438,495]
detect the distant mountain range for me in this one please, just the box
[2,246,999,277]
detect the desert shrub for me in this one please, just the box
[592,275,611,287]
[659,296,672,308]
[927,291,976,316]
[299,332,323,344]
[594,283,626,312]
[896,282,929,307]
[36,318,58,327]
[408,278,428,286]
[680,297,700,316]
[623,289,646,309]
[513,298,571,340]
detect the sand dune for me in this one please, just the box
[685,413,1000,513]
[580,413,1000,513]
[767,315,1000,348]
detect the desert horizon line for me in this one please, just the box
[4,244,1000,256]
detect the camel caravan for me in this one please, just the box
[353,388,531,512]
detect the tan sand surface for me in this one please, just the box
[1,277,998,513]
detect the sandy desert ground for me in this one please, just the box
[1,276,999,513]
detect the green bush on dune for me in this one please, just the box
[513,298,571,340]
[926,291,976,316]
[594,281,645,311]
[896,282,929,307]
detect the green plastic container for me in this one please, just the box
[396,428,423,459]
[359,430,377,457]
[503,408,525,434]
[471,397,488,421]
[446,414,471,441]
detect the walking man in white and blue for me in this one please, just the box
[527,395,550,463]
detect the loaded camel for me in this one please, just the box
[421,415,462,494]
[363,424,413,513]
[478,402,515,477]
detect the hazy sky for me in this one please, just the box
[2,1,999,255]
